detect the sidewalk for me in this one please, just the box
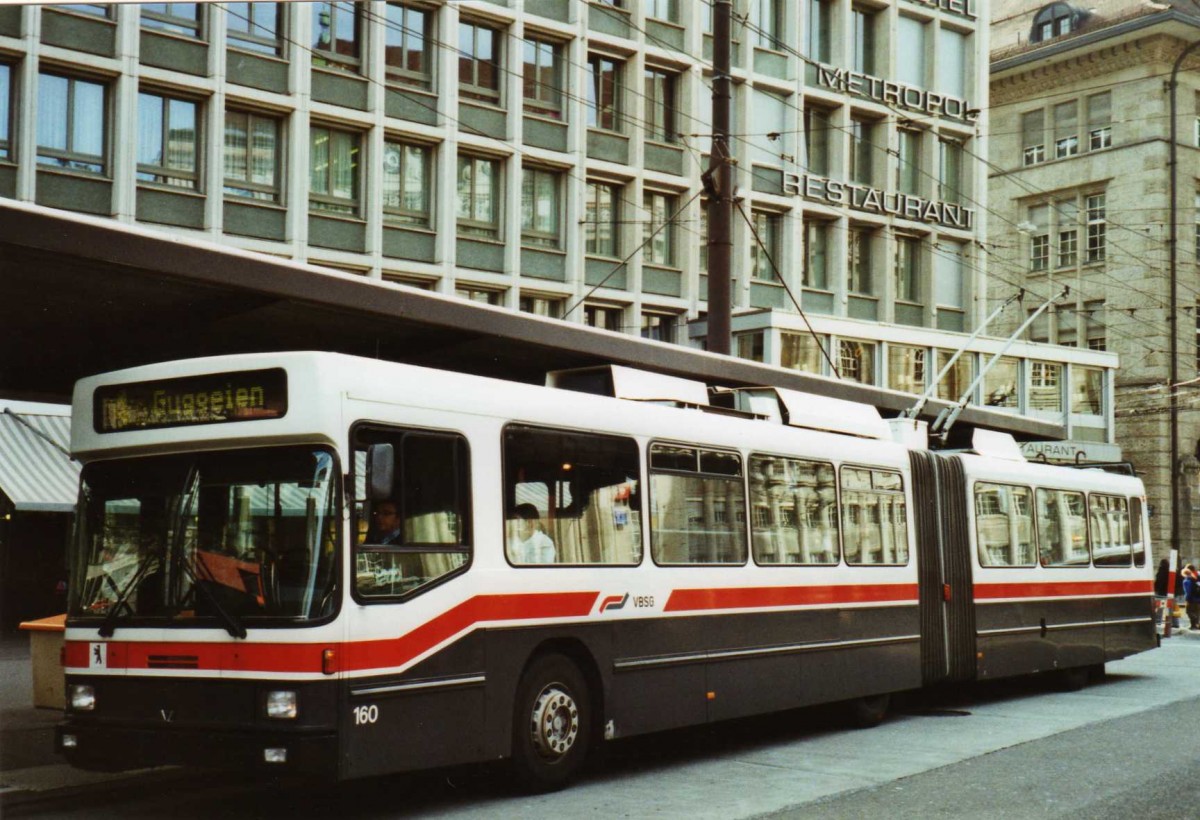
[0,632,177,806]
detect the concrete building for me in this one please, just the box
[988,0,1200,557]
[0,1,1118,433]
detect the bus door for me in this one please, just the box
[909,452,975,684]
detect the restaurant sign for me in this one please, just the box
[783,173,975,230]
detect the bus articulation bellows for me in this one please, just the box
[57,352,1155,789]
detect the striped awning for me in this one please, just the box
[0,408,79,513]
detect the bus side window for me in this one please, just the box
[503,425,642,566]
[353,427,471,600]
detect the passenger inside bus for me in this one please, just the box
[509,503,557,563]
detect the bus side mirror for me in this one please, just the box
[366,443,394,501]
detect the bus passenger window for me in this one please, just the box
[749,455,839,565]
[974,483,1036,567]
[649,444,746,565]
[840,467,908,565]
[503,425,642,566]
[1130,496,1146,567]
[352,428,471,600]
[1091,494,1132,567]
[1036,488,1088,566]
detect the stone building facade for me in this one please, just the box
[988,0,1200,558]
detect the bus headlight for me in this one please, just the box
[265,690,297,719]
[69,684,95,711]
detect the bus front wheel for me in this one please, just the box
[511,654,592,792]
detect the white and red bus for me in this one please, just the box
[57,352,1154,789]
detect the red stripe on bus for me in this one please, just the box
[974,580,1152,600]
[664,584,919,613]
[64,591,599,674]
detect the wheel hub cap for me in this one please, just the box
[530,684,579,760]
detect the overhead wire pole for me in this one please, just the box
[1162,39,1199,637]
[705,0,733,355]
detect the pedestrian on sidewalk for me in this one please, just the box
[1155,558,1170,625]
[1185,564,1200,631]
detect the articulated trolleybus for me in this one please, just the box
[58,352,1155,789]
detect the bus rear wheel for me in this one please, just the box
[848,693,890,728]
[511,654,592,792]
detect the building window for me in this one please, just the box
[1087,92,1111,150]
[58,5,112,17]
[383,139,431,225]
[37,73,107,174]
[803,220,829,289]
[644,68,677,144]
[984,356,1019,408]
[936,238,964,321]
[309,125,360,215]
[781,331,829,375]
[896,16,926,88]
[224,109,279,202]
[699,203,709,271]
[749,90,787,168]
[456,154,500,238]
[839,340,876,385]
[1053,100,1078,159]
[0,63,11,162]
[1085,300,1105,351]
[888,345,926,395]
[642,311,678,342]
[1022,110,1045,165]
[586,55,621,131]
[755,0,781,50]
[523,37,562,120]
[520,294,565,318]
[939,137,963,204]
[851,6,876,75]
[457,285,503,305]
[585,303,624,332]
[459,21,501,104]
[936,349,973,402]
[1028,204,1049,272]
[521,166,561,249]
[225,2,282,56]
[643,190,676,266]
[1055,198,1077,267]
[1195,190,1200,263]
[804,106,831,176]
[137,91,199,189]
[848,226,874,295]
[937,27,967,100]
[645,0,677,22]
[750,210,781,281]
[849,116,876,186]
[1029,361,1062,412]
[312,1,361,72]
[586,181,619,257]
[807,0,831,63]
[141,2,202,37]
[1086,193,1106,262]
[384,2,433,89]
[1031,2,1082,43]
[895,235,921,302]
[897,129,921,196]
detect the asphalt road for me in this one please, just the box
[6,635,1200,819]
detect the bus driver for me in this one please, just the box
[510,503,556,563]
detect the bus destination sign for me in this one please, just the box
[94,368,288,433]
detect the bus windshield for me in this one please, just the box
[70,446,339,628]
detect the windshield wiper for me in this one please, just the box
[178,555,248,639]
[97,559,156,638]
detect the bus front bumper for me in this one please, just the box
[56,721,339,777]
